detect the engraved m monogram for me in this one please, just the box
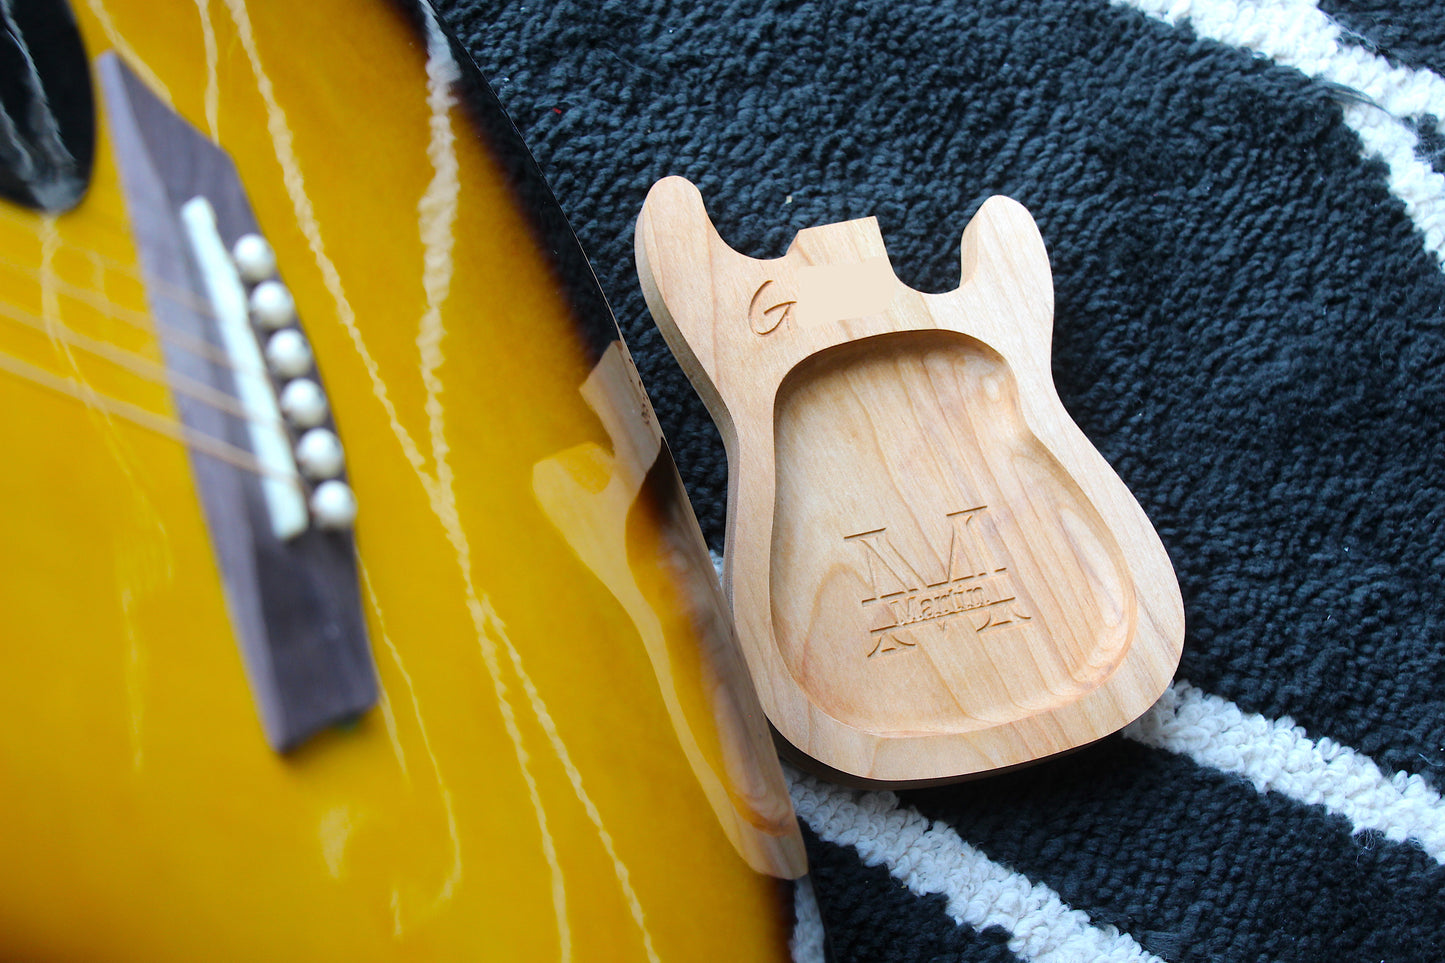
[846,507,998,600]
[844,507,1030,658]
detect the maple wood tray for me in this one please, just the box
[636,176,1183,785]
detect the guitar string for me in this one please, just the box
[0,203,192,283]
[0,248,239,371]
[0,347,280,479]
[0,204,324,481]
[0,215,309,471]
[0,195,342,406]
[0,211,284,415]
[5,235,336,451]
[0,203,225,318]
[0,239,223,332]
[0,204,325,436]
[0,296,274,427]
[0,195,213,270]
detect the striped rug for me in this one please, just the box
[438,1,1445,958]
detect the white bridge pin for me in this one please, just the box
[249,280,295,331]
[231,233,276,283]
[265,328,312,379]
[310,480,357,530]
[295,427,344,480]
[279,378,328,429]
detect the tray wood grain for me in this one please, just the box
[636,175,1184,785]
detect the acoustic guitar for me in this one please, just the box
[0,1,804,959]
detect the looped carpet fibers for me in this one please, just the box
[437,1,1445,959]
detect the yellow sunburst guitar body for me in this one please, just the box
[0,1,804,959]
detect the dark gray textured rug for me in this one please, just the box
[437,2,1445,959]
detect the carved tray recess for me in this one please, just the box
[636,176,1184,786]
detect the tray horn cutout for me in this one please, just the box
[636,176,1183,785]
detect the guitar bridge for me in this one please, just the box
[97,53,376,753]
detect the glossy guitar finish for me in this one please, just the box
[0,2,803,959]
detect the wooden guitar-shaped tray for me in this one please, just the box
[636,176,1184,785]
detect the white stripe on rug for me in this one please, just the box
[787,683,1445,957]
[1125,681,1445,863]
[789,875,827,963]
[789,771,1168,963]
[1117,0,1445,119]
[1113,0,1445,265]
